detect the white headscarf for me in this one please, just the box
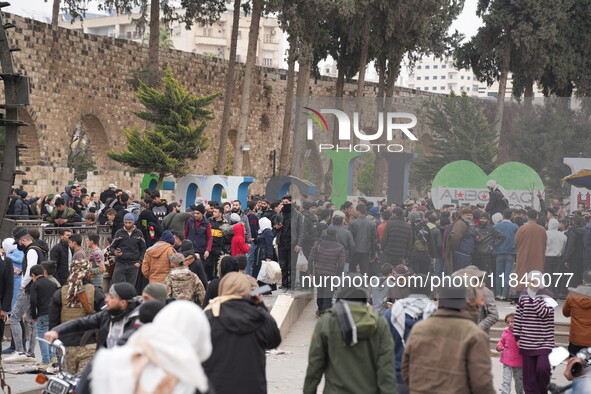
[492,213,503,225]
[2,238,16,256]
[258,217,272,234]
[91,301,212,394]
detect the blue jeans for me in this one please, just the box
[434,258,444,278]
[36,315,54,364]
[9,289,36,354]
[495,254,515,297]
[246,243,255,276]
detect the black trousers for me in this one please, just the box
[408,251,431,275]
[205,250,222,280]
[316,275,334,313]
[544,256,561,296]
[278,245,292,289]
[350,252,371,275]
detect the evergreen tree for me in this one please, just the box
[510,100,591,197]
[108,66,219,188]
[411,92,498,187]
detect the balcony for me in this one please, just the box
[196,35,227,46]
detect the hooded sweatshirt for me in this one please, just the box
[546,218,567,257]
[304,301,397,394]
[203,299,281,394]
[141,241,175,283]
[231,223,251,256]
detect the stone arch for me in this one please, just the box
[17,109,43,167]
[80,114,111,170]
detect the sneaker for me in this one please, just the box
[50,356,58,365]
[36,363,49,370]
[3,352,32,363]
[1,347,15,355]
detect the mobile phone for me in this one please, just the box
[250,285,272,297]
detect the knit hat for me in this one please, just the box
[123,213,136,223]
[138,300,166,323]
[193,204,206,214]
[108,183,117,189]
[229,213,241,224]
[480,212,490,220]
[486,179,497,188]
[109,282,137,301]
[159,230,175,245]
[408,211,423,222]
[142,283,167,303]
[12,227,29,244]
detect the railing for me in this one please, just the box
[41,225,112,251]
[1,218,112,251]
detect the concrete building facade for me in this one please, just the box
[58,9,285,69]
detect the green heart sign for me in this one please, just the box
[431,160,544,209]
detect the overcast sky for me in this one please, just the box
[8,0,482,37]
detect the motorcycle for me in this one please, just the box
[35,338,80,394]
[548,346,591,394]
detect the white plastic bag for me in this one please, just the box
[257,260,282,284]
[296,252,308,272]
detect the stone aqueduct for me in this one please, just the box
[5,12,434,197]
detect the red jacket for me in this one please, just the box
[231,223,250,256]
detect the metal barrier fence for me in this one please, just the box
[1,218,112,252]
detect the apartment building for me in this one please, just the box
[59,9,285,68]
[407,56,481,96]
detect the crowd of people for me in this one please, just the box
[0,179,590,393]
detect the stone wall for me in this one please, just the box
[5,12,437,198]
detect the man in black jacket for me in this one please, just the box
[276,195,303,291]
[485,180,508,218]
[565,216,587,293]
[29,264,58,366]
[381,208,412,267]
[50,229,72,285]
[110,213,147,284]
[472,213,506,285]
[0,250,13,352]
[6,231,48,362]
[46,282,138,351]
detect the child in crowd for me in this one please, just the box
[87,234,105,289]
[164,252,205,305]
[29,264,58,367]
[41,261,61,288]
[496,313,523,394]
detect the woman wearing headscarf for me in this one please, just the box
[88,300,212,394]
[203,273,281,394]
[231,222,250,256]
[252,218,275,283]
